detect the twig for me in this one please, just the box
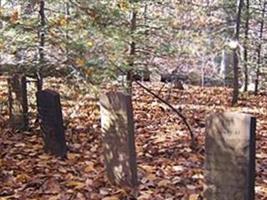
[108,60,196,146]
[135,81,195,146]
[157,83,166,96]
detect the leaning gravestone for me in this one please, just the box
[36,89,67,158]
[99,92,138,188]
[7,74,28,130]
[204,112,256,200]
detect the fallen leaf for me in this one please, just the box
[189,194,199,200]
[102,196,120,200]
[157,179,171,187]
[65,181,85,189]
[68,153,80,160]
[84,161,95,173]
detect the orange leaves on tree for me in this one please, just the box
[118,0,129,11]
[59,18,67,26]
[10,10,19,24]
[84,68,93,76]
[56,16,68,27]
[75,57,93,77]
[0,7,20,23]
[76,57,86,67]
[49,15,68,27]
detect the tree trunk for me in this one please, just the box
[232,50,239,105]
[37,0,45,91]
[254,2,266,95]
[65,2,70,57]
[126,5,137,94]
[0,0,2,29]
[231,0,243,106]
[243,0,250,92]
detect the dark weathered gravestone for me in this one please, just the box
[99,92,138,188]
[7,74,28,130]
[204,112,256,200]
[160,73,184,90]
[36,89,67,158]
[132,70,150,82]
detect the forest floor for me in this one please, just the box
[1,77,267,200]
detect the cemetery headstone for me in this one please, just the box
[7,74,28,130]
[204,112,256,200]
[160,73,184,90]
[99,91,138,188]
[132,69,150,82]
[36,89,67,158]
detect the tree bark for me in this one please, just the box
[231,0,243,106]
[37,0,45,91]
[126,3,137,94]
[232,50,239,105]
[0,0,2,29]
[243,0,250,92]
[65,2,70,57]
[254,2,266,95]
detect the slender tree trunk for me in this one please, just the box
[254,2,266,94]
[39,0,45,61]
[0,0,2,29]
[231,0,243,106]
[232,49,239,104]
[65,2,70,57]
[37,0,45,91]
[143,2,150,78]
[243,0,250,92]
[126,5,137,94]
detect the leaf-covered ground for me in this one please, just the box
[1,77,267,200]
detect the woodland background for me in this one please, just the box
[0,0,266,92]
